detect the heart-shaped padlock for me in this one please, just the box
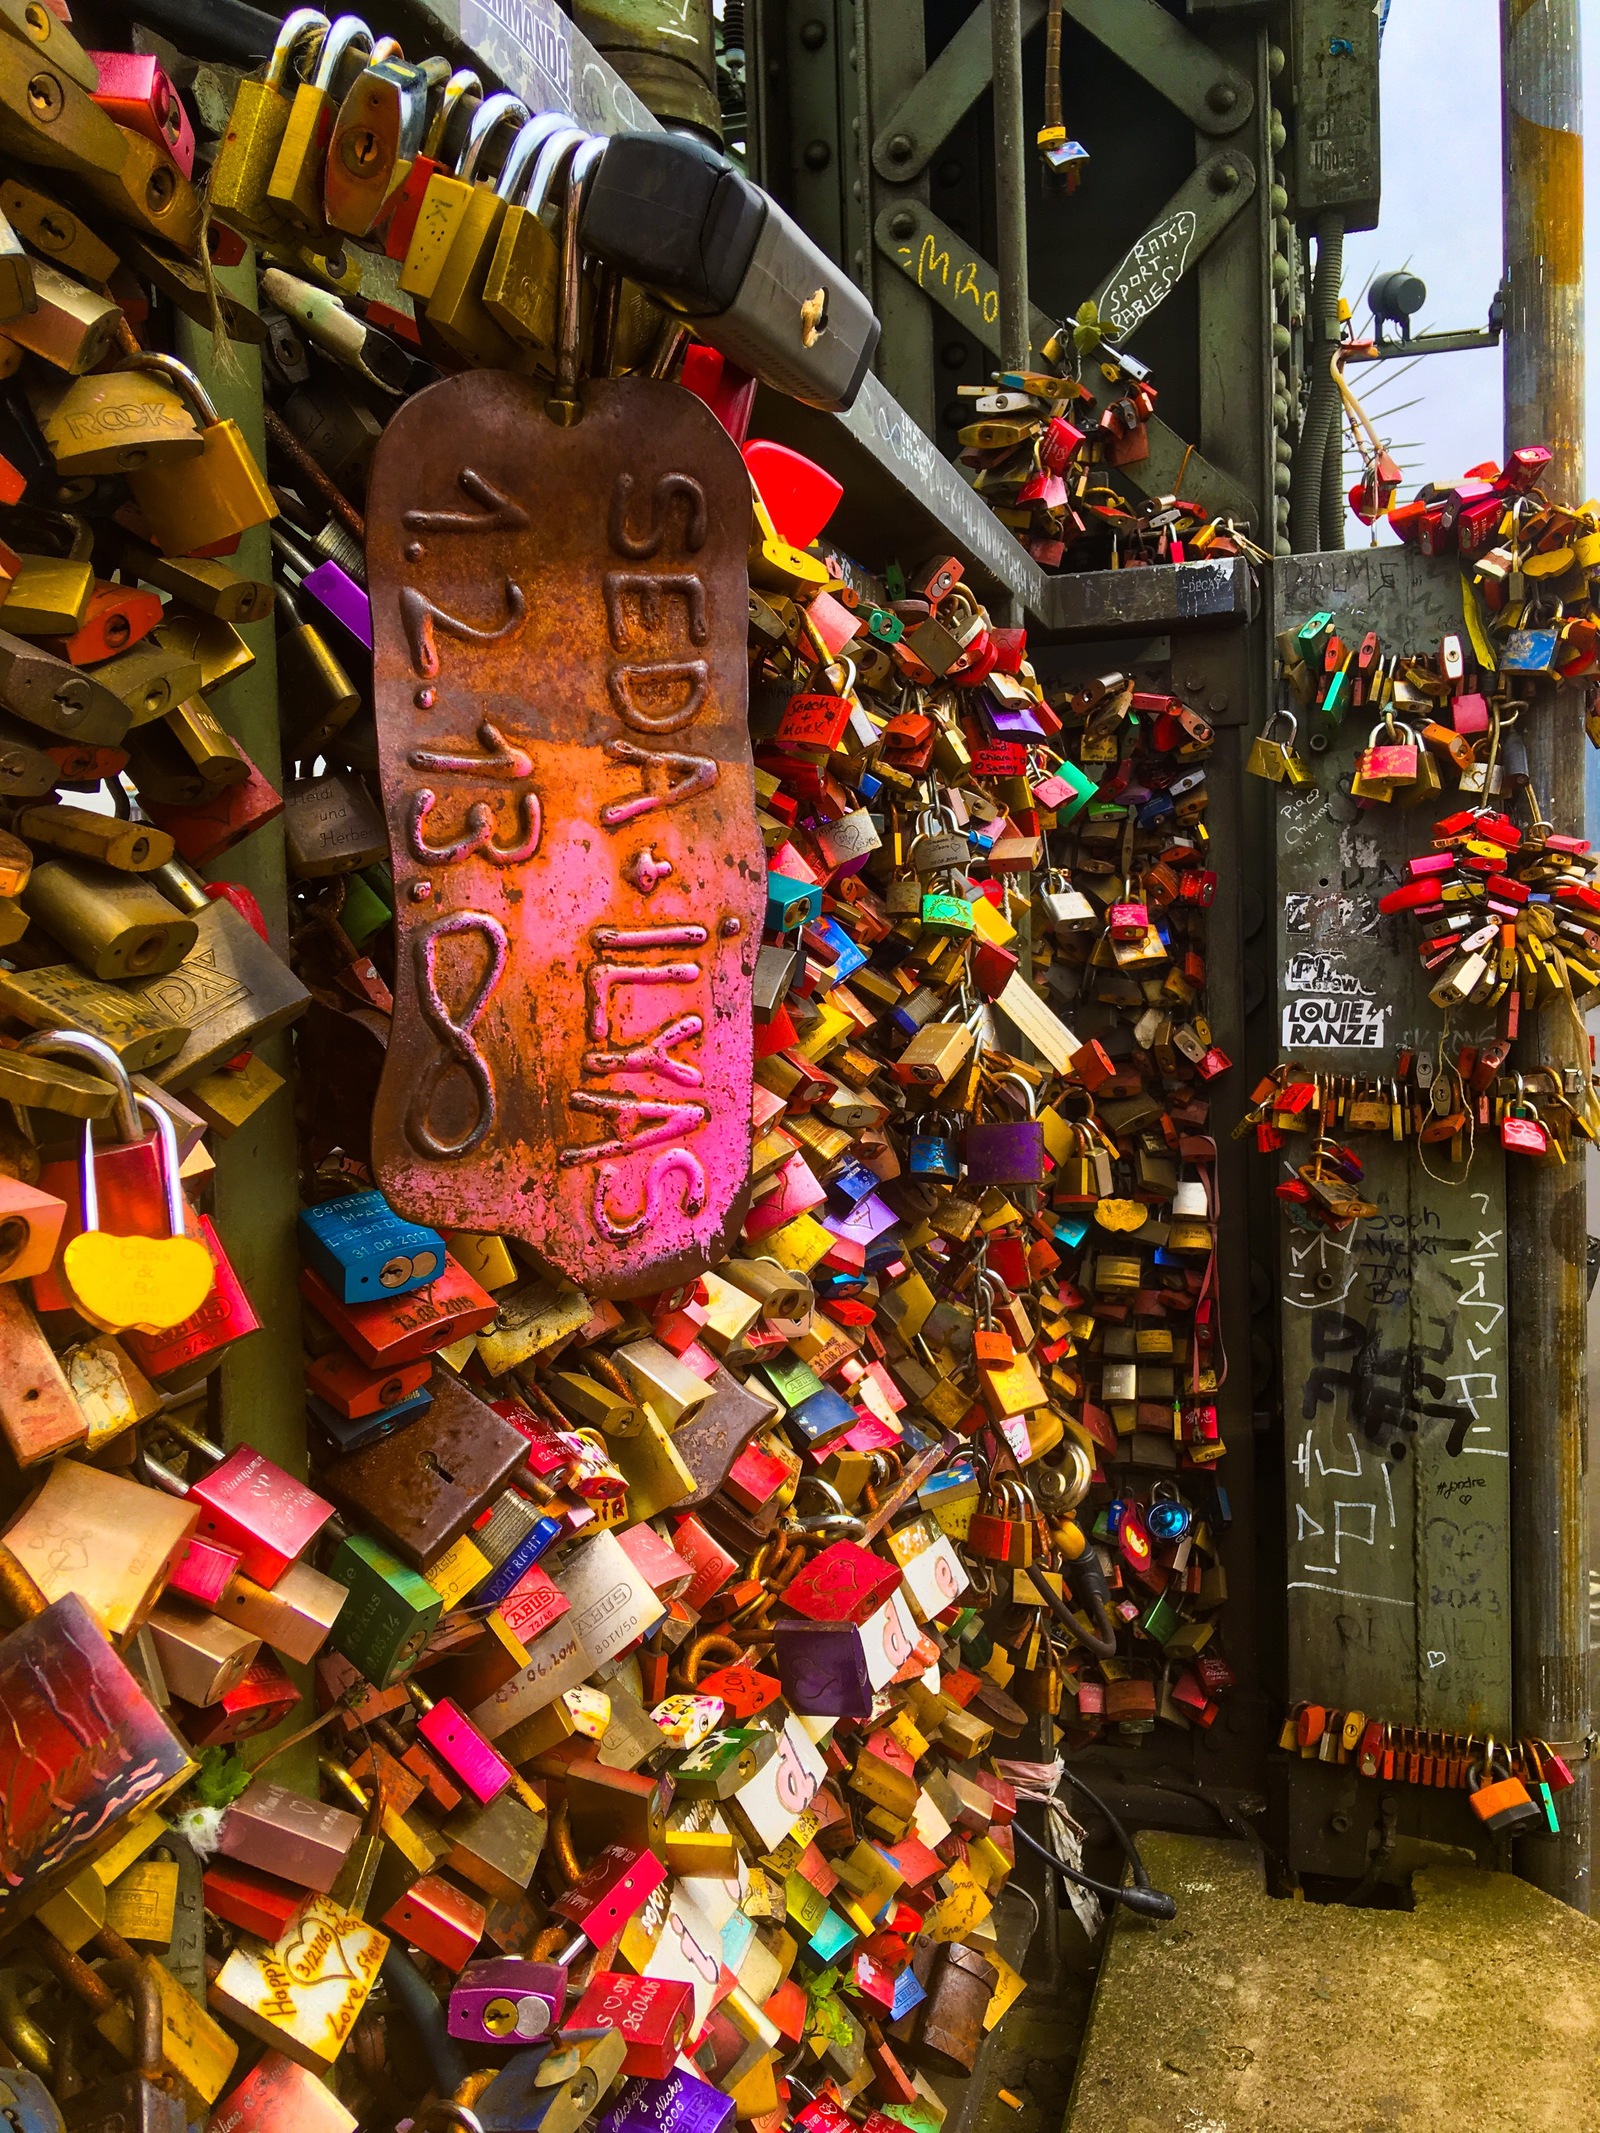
[63,1095,216,1334]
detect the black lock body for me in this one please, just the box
[580,132,879,411]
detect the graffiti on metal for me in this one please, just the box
[367,371,762,1297]
[1096,209,1198,342]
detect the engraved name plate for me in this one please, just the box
[367,372,762,1297]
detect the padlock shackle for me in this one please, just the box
[548,134,609,421]
[422,67,482,159]
[457,89,530,181]
[121,352,221,435]
[521,120,588,212]
[501,113,581,205]
[17,1028,140,1142]
[266,8,333,90]
[312,13,375,93]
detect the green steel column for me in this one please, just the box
[1501,0,1589,1912]
[573,0,724,141]
[175,259,315,1793]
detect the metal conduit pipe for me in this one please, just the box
[1289,212,1344,553]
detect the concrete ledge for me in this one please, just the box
[1067,1833,1600,2132]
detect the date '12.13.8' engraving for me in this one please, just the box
[366,373,763,1297]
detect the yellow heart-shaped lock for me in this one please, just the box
[1094,1198,1148,1233]
[61,1099,218,1333]
[63,1229,217,1334]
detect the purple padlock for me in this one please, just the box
[446,1956,569,2044]
[597,2071,737,2133]
[964,1072,1045,1188]
[771,1619,874,1716]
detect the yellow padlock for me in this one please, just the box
[209,8,331,238]
[425,109,562,366]
[122,354,276,556]
[63,1093,215,1335]
[263,12,374,240]
[399,88,526,301]
[481,121,594,359]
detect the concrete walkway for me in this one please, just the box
[1066,1834,1600,2132]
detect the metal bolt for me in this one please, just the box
[1267,42,1285,78]
[1206,80,1238,114]
[799,19,826,48]
[803,139,831,170]
[889,208,915,238]
[1184,673,1204,692]
[1208,695,1228,715]
[1209,159,1240,195]
[1329,1812,1351,1835]
[886,132,913,162]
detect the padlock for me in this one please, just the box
[966,1477,1034,1566]
[1466,1741,1543,1832]
[482,123,602,363]
[64,1961,186,2133]
[23,856,196,979]
[124,356,275,556]
[261,12,375,237]
[1500,1099,1550,1155]
[399,89,526,298]
[323,45,440,238]
[908,1110,960,1179]
[964,1073,1045,1187]
[427,111,568,367]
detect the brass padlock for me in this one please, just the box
[22,856,199,979]
[0,173,119,283]
[284,768,389,877]
[324,44,441,239]
[482,124,599,364]
[124,356,276,557]
[209,8,332,238]
[32,367,204,476]
[427,110,560,367]
[276,583,360,755]
[264,13,375,239]
[117,538,276,627]
[399,88,527,302]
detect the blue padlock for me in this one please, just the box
[299,1187,447,1303]
[908,1110,959,1180]
[1146,1485,1193,1543]
[309,1385,432,1453]
[766,871,823,932]
[786,1384,858,1447]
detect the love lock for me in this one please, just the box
[62,1096,215,1335]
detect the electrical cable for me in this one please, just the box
[1006,1763,1178,1920]
[1013,1817,1176,1920]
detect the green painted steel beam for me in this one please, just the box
[1089,151,1257,342]
[871,196,1258,525]
[871,0,1253,183]
[175,264,317,1797]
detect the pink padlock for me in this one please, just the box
[1108,898,1149,942]
[1452,691,1491,736]
[88,51,196,176]
[1501,1103,1550,1155]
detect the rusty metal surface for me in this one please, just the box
[367,370,762,1298]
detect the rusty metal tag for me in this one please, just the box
[366,372,762,1297]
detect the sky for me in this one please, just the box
[1339,0,1596,525]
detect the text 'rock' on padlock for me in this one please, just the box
[64,1094,216,1335]
[964,1073,1045,1188]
